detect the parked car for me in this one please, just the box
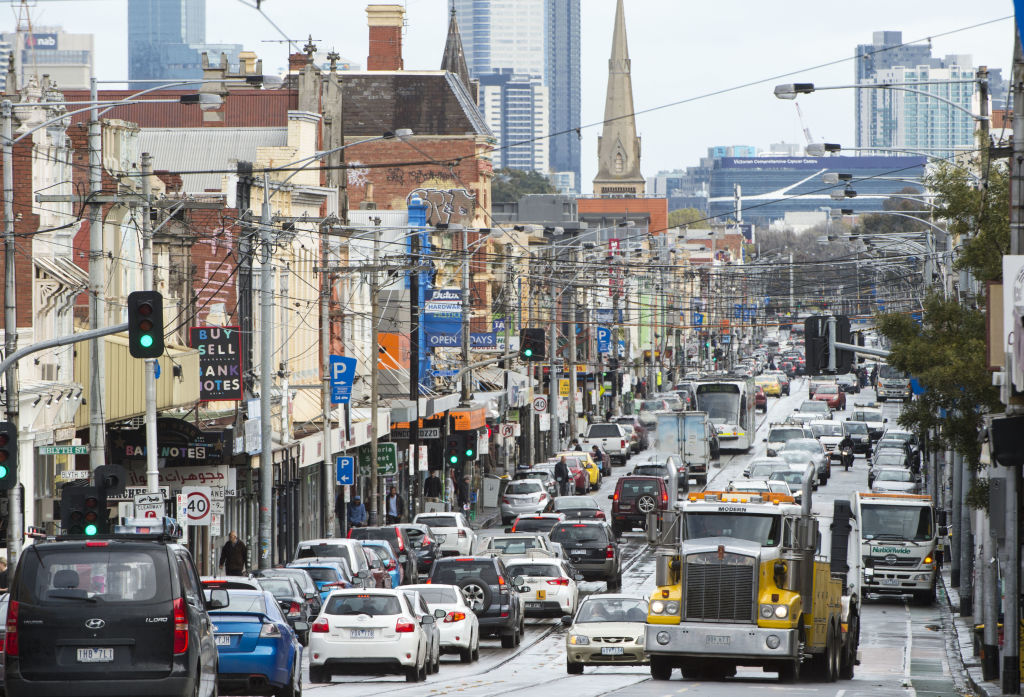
[755,374,781,397]
[503,556,580,618]
[347,526,417,585]
[780,437,831,485]
[477,533,562,560]
[426,556,526,648]
[559,451,602,490]
[552,495,606,521]
[209,589,304,697]
[580,423,631,466]
[741,456,789,480]
[359,544,395,588]
[307,588,438,683]
[402,584,480,663]
[563,595,650,674]
[870,467,923,494]
[500,478,553,525]
[548,520,622,590]
[413,512,476,557]
[608,475,669,537]
[256,575,314,645]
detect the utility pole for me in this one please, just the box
[502,243,513,475]
[567,244,578,441]
[2,100,20,563]
[258,176,274,569]
[369,225,381,526]
[789,253,795,315]
[409,217,423,516]
[88,77,106,473]
[280,263,291,442]
[319,222,333,536]
[460,226,471,404]
[612,263,622,417]
[141,153,159,494]
[959,453,974,615]
[548,278,559,457]
[647,273,656,392]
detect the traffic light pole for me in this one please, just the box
[2,100,20,564]
[140,153,160,495]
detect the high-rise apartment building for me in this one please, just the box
[449,0,579,188]
[854,31,976,158]
[128,0,242,87]
[478,69,549,172]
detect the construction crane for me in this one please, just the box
[794,101,814,146]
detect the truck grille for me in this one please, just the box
[684,557,755,622]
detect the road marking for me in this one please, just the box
[835,690,845,697]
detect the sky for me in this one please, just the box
[14,0,1016,189]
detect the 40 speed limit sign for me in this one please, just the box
[181,486,212,525]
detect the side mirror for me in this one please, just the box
[293,621,309,633]
[420,614,435,625]
[512,575,525,586]
[561,615,573,626]
[574,573,584,581]
[305,592,318,601]
[207,588,229,610]
[504,527,513,534]
[434,607,447,619]
[884,418,888,423]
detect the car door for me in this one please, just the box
[176,551,219,691]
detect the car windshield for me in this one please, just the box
[799,401,829,413]
[750,463,784,478]
[685,513,781,545]
[768,428,804,442]
[513,518,559,533]
[261,570,314,592]
[817,385,838,394]
[220,592,269,614]
[876,440,905,451]
[575,598,648,623]
[257,579,295,597]
[780,451,811,465]
[769,471,804,486]
[430,561,499,585]
[876,469,913,482]
[296,543,350,560]
[549,524,609,544]
[811,423,843,437]
[633,464,667,476]
[324,594,402,616]
[22,548,169,604]
[844,422,869,435]
[506,481,542,495]
[587,425,620,437]
[886,432,913,443]
[861,504,933,541]
[640,400,665,411]
[416,515,458,528]
[554,496,598,510]
[505,563,561,578]
[855,411,882,422]
[783,439,820,454]
[412,586,458,604]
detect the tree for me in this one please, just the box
[491,168,556,203]
[668,208,706,228]
[853,187,930,236]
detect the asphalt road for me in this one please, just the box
[300,379,967,697]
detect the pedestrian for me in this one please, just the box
[554,455,571,496]
[458,474,471,510]
[0,558,9,592]
[386,485,405,524]
[569,436,581,451]
[348,495,368,528]
[218,531,247,576]
[423,470,442,499]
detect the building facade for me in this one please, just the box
[478,69,549,172]
[0,27,93,91]
[545,0,581,192]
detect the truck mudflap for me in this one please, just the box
[645,624,798,660]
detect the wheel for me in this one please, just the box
[914,584,936,606]
[519,616,525,638]
[460,646,473,663]
[650,655,673,680]
[308,665,330,684]
[840,613,859,680]
[778,657,800,683]
[501,630,516,648]
[275,667,301,697]
[566,661,584,675]
[607,574,622,591]
[679,662,699,680]
[819,473,827,486]
[472,641,480,661]
[418,660,428,681]
[458,578,493,613]
[637,495,657,514]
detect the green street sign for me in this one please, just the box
[357,442,398,476]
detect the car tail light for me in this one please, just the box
[288,602,302,617]
[387,560,397,571]
[347,530,353,538]
[621,440,626,449]
[458,530,467,538]
[662,489,669,504]
[539,493,547,501]
[498,575,507,589]
[260,622,282,638]
[502,497,511,504]
[172,597,189,654]
[312,618,329,633]
[612,491,619,502]
[322,581,348,590]
[422,536,432,546]
[395,618,416,633]
[595,511,605,519]
[444,611,466,623]
[606,545,615,559]
[4,600,18,656]
[394,527,405,551]
[547,578,570,586]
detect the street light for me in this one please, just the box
[773,79,983,121]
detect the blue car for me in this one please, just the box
[361,539,402,587]
[287,561,353,603]
[210,589,304,697]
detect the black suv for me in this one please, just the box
[427,556,525,648]
[347,526,417,584]
[4,519,227,697]
[549,520,622,590]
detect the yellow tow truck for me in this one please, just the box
[643,464,860,682]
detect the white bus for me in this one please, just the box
[694,377,756,452]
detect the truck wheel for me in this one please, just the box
[914,584,936,606]
[778,657,800,683]
[840,613,859,680]
[650,655,673,681]
[828,625,840,682]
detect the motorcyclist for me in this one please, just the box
[837,433,856,470]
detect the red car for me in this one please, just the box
[812,384,846,410]
[754,386,768,413]
[566,458,589,494]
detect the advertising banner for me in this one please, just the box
[424,289,462,347]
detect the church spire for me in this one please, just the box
[441,7,476,102]
[593,0,644,197]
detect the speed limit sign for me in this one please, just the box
[181,486,212,525]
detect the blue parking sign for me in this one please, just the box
[336,456,355,485]
[330,355,357,404]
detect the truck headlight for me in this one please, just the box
[766,634,781,649]
[665,601,679,614]
[760,604,789,619]
[760,604,773,619]
[650,600,665,614]
[774,605,788,619]
[568,635,590,645]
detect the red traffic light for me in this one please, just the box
[137,302,153,317]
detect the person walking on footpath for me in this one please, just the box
[386,485,405,524]
[458,474,471,510]
[554,455,571,496]
[348,495,368,528]
[423,470,442,500]
[219,531,247,576]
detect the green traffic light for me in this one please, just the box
[0,465,8,479]
[524,348,532,357]
[465,448,474,458]
[84,523,98,536]
[140,334,154,348]
[449,454,458,464]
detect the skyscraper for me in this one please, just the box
[854,31,976,158]
[128,0,241,87]
[545,0,581,193]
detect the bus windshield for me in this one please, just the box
[861,504,933,542]
[684,512,781,546]
[696,386,740,424]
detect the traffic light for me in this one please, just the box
[60,485,107,537]
[127,290,165,359]
[464,431,478,461]
[519,328,546,361]
[0,421,16,491]
[445,432,467,468]
[804,316,828,375]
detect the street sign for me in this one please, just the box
[430,369,459,377]
[597,327,611,354]
[181,486,212,525]
[357,443,398,476]
[55,469,89,482]
[499,423,521,438]
[329,355,358,404]
[133,492,165,519]
[39,445,89,455]
[210,487,225,515]
[419,427,441,439]
[336,455,355,485]
[532,396,548,413]
[558,378,570,397]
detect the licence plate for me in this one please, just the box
[526,602,543,609]
[76,648,114,663]
[601,646,625,656]
[706,635,731,646]
[350,629,375,639]
[571,549,587,555]
[880,578,900,586]
[215,635,231,646]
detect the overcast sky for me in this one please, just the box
[19,0,1015,188]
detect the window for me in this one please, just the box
[614,152,624,174]
[324,594,402,616]
[431,561,499,585]
[24,549,169,604]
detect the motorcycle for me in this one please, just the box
[841,446,854,471]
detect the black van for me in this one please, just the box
[4,520,227,697]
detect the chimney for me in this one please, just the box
[367,4,404,71]
[288,52,308,74]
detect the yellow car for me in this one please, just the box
[559,451,602,490]
[755,375,781,396]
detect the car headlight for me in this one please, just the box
[650,600,665,614]
[635,634,644,646]
[568,634,590,645]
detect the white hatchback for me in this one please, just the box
[307,588,442,683]
[503,556,580,618]
[413,512,476,556]
[402,584,480,662]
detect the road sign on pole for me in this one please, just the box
[357,443,398,476]
[329,355,358,404]
[336,455,355,485]
[133,492,165,519]
[181,486,212,525]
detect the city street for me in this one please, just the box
[300,379,966,697]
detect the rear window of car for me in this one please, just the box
[587,424,620,437]
[488,537,541,554]
[550,524,609,544]
[768,428,803,442]
[506,481,543,495]
[324,594,402,616]
[618,479,661,497]
[417,516,458,528]
[349,528,398,542]
[512,518,559,533]
[633,465,667,476]
[221,592,270,614]
[553,496,597,510]
[295,567,339,583]
[412,586,458,604]
[430,560,499,585]
[258,579,295,597]
[296,543,350,559]
[17,547,170,604]
[506,563,561,578]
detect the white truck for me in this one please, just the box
[654,411,714,486]
[852,492,938,605]
[580,422,630,466]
